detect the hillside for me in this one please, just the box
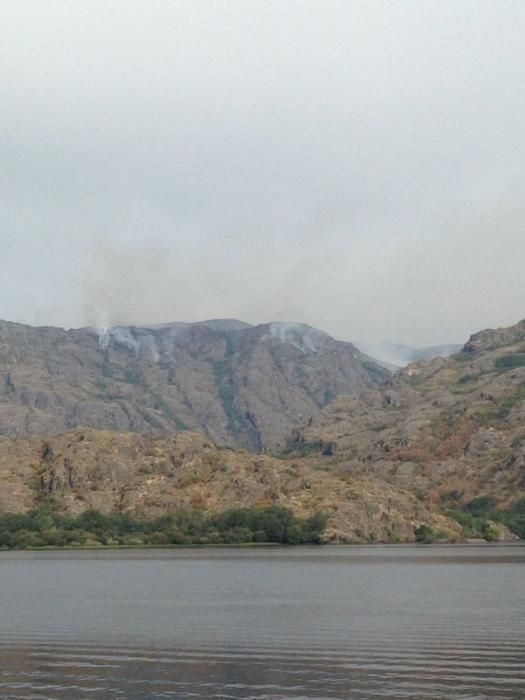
[0,319,388,450]
[297,319,525,513]
[0,428,459,543]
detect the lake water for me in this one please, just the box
[0,545,523,699]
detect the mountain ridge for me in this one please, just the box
[0,317,388,450]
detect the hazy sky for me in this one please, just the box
[2,0,524,345]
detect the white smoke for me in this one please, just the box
[266,322,330,354]
[97,325,111,350]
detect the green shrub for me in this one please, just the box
[446,498,525,540]
[495,354,525,369]
[481,523,500,542]
[465,496,497,516]
[457,374,478,385]
[414,524,437,543]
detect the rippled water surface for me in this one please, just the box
[0,545,523,699]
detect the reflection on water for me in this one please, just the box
[0,545,523,699]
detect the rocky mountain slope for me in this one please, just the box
[298,319,525,511]
[0,319,387,450]
[0,317,523,542]
[0,428,459,542]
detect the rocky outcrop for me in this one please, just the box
[462,319,525,354]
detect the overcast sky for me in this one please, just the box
[2,0,524,345]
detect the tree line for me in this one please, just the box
[0,503,328,549]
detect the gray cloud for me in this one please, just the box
[2,0,524,345]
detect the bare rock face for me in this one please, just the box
[0,319,388,450]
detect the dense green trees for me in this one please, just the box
[446,497,525,540]
[0,503,327,549]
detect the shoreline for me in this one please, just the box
[0,539,522,554]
